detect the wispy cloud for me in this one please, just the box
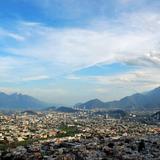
[124,52,160,67]
[4,11,160,73]
[90,68,160,88]
[22,75,50,81]
[0,27,25,41]
[0,1,160,104]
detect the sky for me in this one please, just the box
[0,0,160,105]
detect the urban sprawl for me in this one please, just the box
[0,110,160,160]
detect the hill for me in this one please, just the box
[42,106,57,111]
[107,110,127,119]
[55,106,78,113]
[74,99,105,109]
[21,110,38,115]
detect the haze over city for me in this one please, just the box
[0,0,160,105]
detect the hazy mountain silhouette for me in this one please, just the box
[0,92,47,110]
[74,98,105,109]
[55,106,78,113]
[0,86,160,111]
[75,87,160,110]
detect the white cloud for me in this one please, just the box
[66,74,81,80]
[22,75,50,81]
[124,52,160,67]
[0,56,51,83]
[91,68,160,88]
[0,27,25,41]
[3,11,160,74]
[0,9,160,104]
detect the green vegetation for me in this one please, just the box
[0,144,8,151]
[56,123,79,138]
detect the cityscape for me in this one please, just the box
[0,108,160,159]
[0,0,160,159]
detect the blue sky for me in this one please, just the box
[0,0,160,105]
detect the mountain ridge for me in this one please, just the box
[0,86,160,111]
[75,86,160,110]
[0,92,48,110]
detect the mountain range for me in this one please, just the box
[0,86,160,111]
[0,92,47,110]
[75,86,160,111]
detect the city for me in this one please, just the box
[0,109,159,159]
[0,0,160,159]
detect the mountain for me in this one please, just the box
[106,87,160,110]
[55,106,78,113]
[75,87,160,111]
[43,106,57,111]
[43,106,79,113]
[75,99,105,109]
[0,92,48,110]
[105,93,148,110]
[107,110,127,119]
[21,110,38,115]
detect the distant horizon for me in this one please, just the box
[0,0,160,105]
[0,85,159,106]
